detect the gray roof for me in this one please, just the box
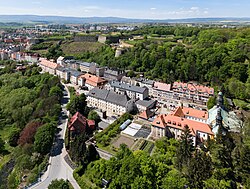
[64,59,97,68]
[56,67,69,72]
[136,78,154,85]
[56,67,83,77]
[135,99,156,107]
[79,62,91,67]
[110,81,147,94]
[104,69,121,76]
[70,69,83,77]
[88,88,130,107]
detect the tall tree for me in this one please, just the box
[187,150,212,188]
[176,125,195,171]
[66,93,87,115]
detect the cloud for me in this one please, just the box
[190,7,199,10]
[150,8,157,10]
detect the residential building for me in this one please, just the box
[87,88,135,116]
[68,112,88,137]
[107,81,149,100]
[135,78,155,96]
[139,109,155,120]
[56,67,83,85]
[152,82,172,100]
[96,67,105,77]
[151,113,214,145]
[38,58,58,75]
[67,112,95,145]
[104,68,125,81]
[135,99,156,112]
[79,62,97,74]
[172,82,214,104]
[70,70,84,85]
[78,73,107,89]
[55,67,70,81]
[172,106,208,123]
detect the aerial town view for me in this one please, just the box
[0,0,250,189]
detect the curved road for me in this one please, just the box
[30,84,80,189]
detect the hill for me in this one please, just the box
[0,15,250,24]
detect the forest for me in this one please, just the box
[0,61,63,189]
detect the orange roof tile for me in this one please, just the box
[152,114,167,128]
[173,107,185,117]
[172,82,214,95]
[172,107,208,120]
[153,82,171,92]
[80,73,106,87]
[39,58,58,69]
[139,109,154,120]
[152,114,213,136]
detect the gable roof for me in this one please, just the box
[172,106,208,120]
[139,109,154,120]
[110,81,147,93]
[152,114,213,136]
[68,112,87,131]
[153,82,171,92]
[88,87,130,107]
[173,107,185,117]
[172,82,214,95]
[39,58,58,69]
[80,73,106,87]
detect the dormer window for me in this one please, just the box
[156,121,160,124]
[173,121,176,125]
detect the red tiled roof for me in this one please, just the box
[139,109,154,120]
[173,107,185,117]
[39,58,58,69]
[80,73,106,87]
[68,112,87,132]
[152,114,213,136]
[172,82,214,95]
[153,82,171,92]
[87,119,95,129]
[172,107,208,120]
[87,119,95,126]
[152,114,167,128]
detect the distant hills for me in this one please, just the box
[0,15,250,24]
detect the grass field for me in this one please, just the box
[61,41,104,56]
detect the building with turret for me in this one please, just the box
[208,92,242,134]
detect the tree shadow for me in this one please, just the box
[50,138,64,157]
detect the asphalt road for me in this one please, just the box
[29,84,80,189]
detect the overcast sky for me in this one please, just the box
[0,0,249,19]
